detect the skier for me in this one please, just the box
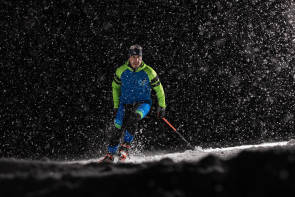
[101,44,166,162]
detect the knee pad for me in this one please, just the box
[124,112,140,136]
[129,111,141,122]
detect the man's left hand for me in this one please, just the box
[157,106,166,119]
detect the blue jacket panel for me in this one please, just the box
[120,69,152,104]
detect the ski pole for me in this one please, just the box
[161,117,194,150]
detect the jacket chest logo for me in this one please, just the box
[138,78,148,86]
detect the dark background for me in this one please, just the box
[1,0,295,159]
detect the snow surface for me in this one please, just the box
[69,141,289,164]
[128,141,289,163]
[1,140,294,196]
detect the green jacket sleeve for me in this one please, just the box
[144,66,166,108]
[153,82,166,108]
[112,73,121,109]
[112,63,130,108]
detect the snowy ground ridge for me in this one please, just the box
[69,140,290,165]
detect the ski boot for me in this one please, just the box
[118,143,131,161]
[99,153,114,163]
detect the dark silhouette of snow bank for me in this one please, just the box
[1,144,295,196]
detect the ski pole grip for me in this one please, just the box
[162,117,177,132]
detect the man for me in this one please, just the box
[101,44,166,162]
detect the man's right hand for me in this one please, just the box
[114,108,118,118]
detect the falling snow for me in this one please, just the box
[1,0,295,162]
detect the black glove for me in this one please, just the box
[157,106,166,119]
[114,108,118,118]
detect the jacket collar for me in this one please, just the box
[126,60,146,72]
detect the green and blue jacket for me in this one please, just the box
[112,60,166,109]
